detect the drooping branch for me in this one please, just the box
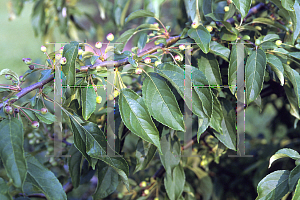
[0,35,181,109]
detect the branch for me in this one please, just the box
[0,35,181,109]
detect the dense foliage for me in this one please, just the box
[1,0,300,199]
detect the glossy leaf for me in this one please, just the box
[0,118,27,189]
[197,117,210,142]
[289,165,300,192]
[267,54,284,86]
[284,85,300,119]
[33,110,56,124]
[137,32,147,50]
[228,44,238,95]
[159,135,181,175]
[93,161,119,199]
[289,52,300,60]
[0,69,19,82]
[62,41,79,88]
[81,81,97,120]
[142,72,185,131]
[164,164,185,200]
[185,0,201,24]
[293,179,300,200]
[188,26,211,53]
[281,0,295,11]
[283,63,300,107]
[115,29,136,53]
[134,139,157,173]
[125,10,155,23]
[119,88,162,153]
[263,34,280,42]
[210,93,223,134]
[289,2,300,43]
[232,0,251,19]
[256,170,289,200]
[156,63,213,119]
[25,153,67,200]
[67,145,82,189]
[245,49,266,104]
[38,69,52,82]
[269,148,300,168]
[198,53,222,87]
[220,27,237,41]
[209,41,230,61]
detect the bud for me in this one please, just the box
[179,44,185,50]
[29,65,35,70]
[60,57,67,65]
[135,68,143,75]
[106,33,114,41]
[59,47,64,54]
[191,22,199,29]
[144,57,151,64]
[23,58,32,65]
[41,46,47,52]
[78,49,83,55]
[95,42,102,49]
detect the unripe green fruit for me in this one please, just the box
[40,107,48,115]
[51,161,58,166]
[255,39,261,46]
[144,57,151,64]
[224,6,230,12]
[35,139,40,144]
[60,57,67,65]
[153,22,159,28]
[23,58,32,65]
[179,44,185,50]
[275,40,282,46]
[206,25,213,32]
[59,47,64,54]
[139,181,147,187]
[31,121,39,129]
[155,60,161,66]
[135,68,143,75]
[114,90,119,98]
[191,22,199,29]
[41,46,47,52]
[154,41,159,45]
[95,42,102,49]
[117,193,124,199]
[29,139,35,145]
[56,54,62,60]
[295,159,300,166]
[242,35,251,40]
[7,178,13,186]
[96,96,102,104]
[154,198,159,200]
[144,189,150,195]
[47,146,54,152]
[27,133,35,139]
[106,33,114,41]
[255,26,262,31]
[78,49,83,55]
[4,106,13,115]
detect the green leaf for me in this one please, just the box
[159,135,181,175]
[209,41,230,61]
[267,54,284,86]
[38,69,52,82]
[156,63,213,119]
[156,38,167,46]
[119,88,162,154]
[198,53,222,87]
[256,170,289,200]
[289,165,300,192]
[32,110,57,124]
[134,139,157,174]
[25,153,67,200]
[269,148,300,168]
[220,27,237,41]
[213,98,237,150]
[128,56,138,67]
[188,26,211,53]
[0,178,13,200]
[228,44,238,95]
[93,161,119,199]
[281,0,295,11]
[284,85,300,119]
[232,0,251,20]
[185,0,201,24]
[62,41,79,88]
[137,32,148,50]
[0,118,27,189]
[245,49,266,104]
[20,108,37,121]
[115,29,136,53]
[289,2,300,43]
[289,52,300,59]
[252,18,289,32]
[187,167,213,200]
[91,56,100,65]
[197,117,210,142]
[142,72,185,131]
[164,164,185,200]
[293,178,300,200]
[67,145,82,189]
[125,10,155,23]
[0,69,19,82]
[210,93,223,133]
[283,63,300,107]
[263,34,280,42]
[81,81,97,120]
